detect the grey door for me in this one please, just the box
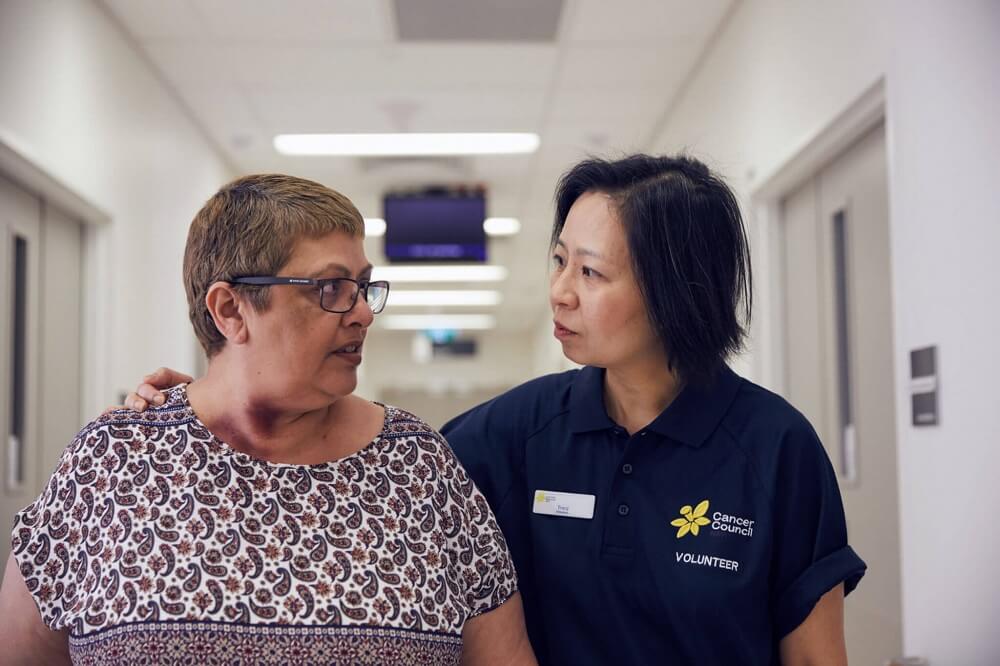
[0,173,83,566]
[0,173,41,566]
[781,122,903,665]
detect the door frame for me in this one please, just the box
[748,78,888,396]
[0,132,111,455]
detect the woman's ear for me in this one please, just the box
[205,282,249,346]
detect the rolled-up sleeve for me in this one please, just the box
[769,422,866,638]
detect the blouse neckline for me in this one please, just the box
[171,383,390,470]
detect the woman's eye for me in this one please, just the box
[551,254,565,268]
[582,266,599,278]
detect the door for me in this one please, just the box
[781,122,903,664]
[0,173,84,566]
[0,173,41,566]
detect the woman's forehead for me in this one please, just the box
[559,193,628,261]
[286,232,370,275]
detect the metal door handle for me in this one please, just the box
[6,433,21,491]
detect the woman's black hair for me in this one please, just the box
[553,154,752,385]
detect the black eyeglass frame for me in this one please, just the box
[230,276,390,314]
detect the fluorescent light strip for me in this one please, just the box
[274,133,540,157]
[387,290,501,307]
[372,265,508,283]
[379,314,496,330]
[484,217,521,236]
[364,218,386,237]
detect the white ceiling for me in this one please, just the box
[100,0,734,331]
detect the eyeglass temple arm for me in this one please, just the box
[231,277,316,286]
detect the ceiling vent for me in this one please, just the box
[394,0,564,42]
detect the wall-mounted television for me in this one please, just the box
[383,187,486,262]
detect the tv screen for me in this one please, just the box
[383,190,486,262]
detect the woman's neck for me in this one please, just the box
[603,358,683,436]
[185,363,352,465]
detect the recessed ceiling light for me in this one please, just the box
[364,218,386,237]
[378,314,496,330]
[372,265,508,283]
[484,217,521,236]
[273,132,540,156]
[388,290,502,307]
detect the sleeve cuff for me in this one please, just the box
[774,545,867,639]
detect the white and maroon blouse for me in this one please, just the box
[12,385,516,665]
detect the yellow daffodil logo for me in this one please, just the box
[671,500,711,538]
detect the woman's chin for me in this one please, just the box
[319,375,358,399]
[560,346,588,367]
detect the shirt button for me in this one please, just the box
[621,463,633,475]
[640,431,647,436]
[617,503,630,516]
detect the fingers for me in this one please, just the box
[136,383,165,407]
[102,393,146,415]
[141,367,194,387]
[125,392,148,412]
[135,367,193,408]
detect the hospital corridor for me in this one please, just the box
[0,1,998,664]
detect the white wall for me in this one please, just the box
[886,2,1000,661]
[362,329,534,400]
[651,1,1000,662]
[0,0,232,418]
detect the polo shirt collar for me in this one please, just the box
[568,366,616,433]
[646,364,743,447]
[568,364,743,447]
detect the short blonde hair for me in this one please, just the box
[184,174,364,356]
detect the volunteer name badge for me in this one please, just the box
[532,489,596,519]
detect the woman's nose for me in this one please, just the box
[344,292,375,327]
[549,270,577,310]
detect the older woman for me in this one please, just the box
[0,175,534,665]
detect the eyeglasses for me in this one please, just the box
[230,276,390,314]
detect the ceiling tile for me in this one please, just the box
[545,88,667,124]
[193,0,390,43]
[216,44,558,92]
[249,89,544,133]
[100,0,210,41]
[566,0,733,43]
[556,43,694,91]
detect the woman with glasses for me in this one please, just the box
[0,174,535,665]
[119,155,863,664]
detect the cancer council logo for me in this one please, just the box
[671,500,711,538]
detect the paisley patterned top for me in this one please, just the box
[11,385,517,665]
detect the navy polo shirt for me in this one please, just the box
[441,364,865,665]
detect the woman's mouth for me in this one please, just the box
[553,323,577,340]
[331,342,364,365]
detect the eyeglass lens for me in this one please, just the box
[320,279,389,313]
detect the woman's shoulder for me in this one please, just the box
[440,368,582,436]
[72,384,206,455]
[729,378,814,431]
[376,404,467,469]
[84,383,192,423]
[378,403,442,440]
[721,375,830,464]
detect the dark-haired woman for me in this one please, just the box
[125,154,864,665]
